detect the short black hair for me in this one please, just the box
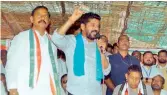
[1,73,5,77]
[158,50,167,56]
[112,43,118,49]
[143,51,153,57]
[80,12,101,24]
[31,6,50,18]
[61,74,67,82]
[107,43,113,49]
[118,35,129,43]
[127,65,142,75]
[132,50,141,56]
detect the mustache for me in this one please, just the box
[158,59,167,63]
[91,30,99,33]
[143,62,153,66]
[38,20,46,24]
[152,84,161,90]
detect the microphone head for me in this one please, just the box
[95,33,101,39]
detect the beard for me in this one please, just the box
[151,84,161,90]
[86,30,99,40]
[158,59,167,64]
[143,62,153,66]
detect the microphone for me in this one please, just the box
[95,33,102,39]
[95,33,106,54]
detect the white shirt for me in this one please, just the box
[52,31,111,95]
[160,90,167,95]
[156,63,167,69]
[141,65,162,78]
[5,29,61,95]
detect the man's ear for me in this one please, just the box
[80,23,85,31]
[30,16,33,23]
[125,73,128,81]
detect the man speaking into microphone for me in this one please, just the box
[52,7,111,95]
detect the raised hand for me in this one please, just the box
[69,5,86,23]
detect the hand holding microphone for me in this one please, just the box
[95,33,107,54]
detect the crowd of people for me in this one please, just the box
[0,5,167,95]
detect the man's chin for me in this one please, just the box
[143,63,153,66]
[131,85,138,89]
[158,61,167,64]
[87,36,96,40]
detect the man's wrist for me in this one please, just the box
[68,17,75,24]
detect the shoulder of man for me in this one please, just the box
[13,29,30,39]
[145,85,154,95]
[10,29,30,44]
[129,55,140,65]
[108,53,118,60]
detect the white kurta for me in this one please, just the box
[5,29,61,95]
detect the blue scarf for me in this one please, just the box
[73,33,103,81]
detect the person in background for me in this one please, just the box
[112,43,118,54]
[156,50,167,91]
[151,75,167,95]
[131,50,142,62]
[113,65,153,95]
[61,74,68,93]
[141,51,162,85]
[153,54,159,65]
[57,49,67,95]
[105,35,140,95]
[106,43,113,56]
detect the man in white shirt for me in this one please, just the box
[151,75,167,95]
[6,6,62,95]
[141,51,162,85]
[52,8,111,95]
[156,50,167,91]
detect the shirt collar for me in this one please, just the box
[156,63,167,69]
[117,52,130,59]
[124,81,144,94]
[34,30,47,37]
